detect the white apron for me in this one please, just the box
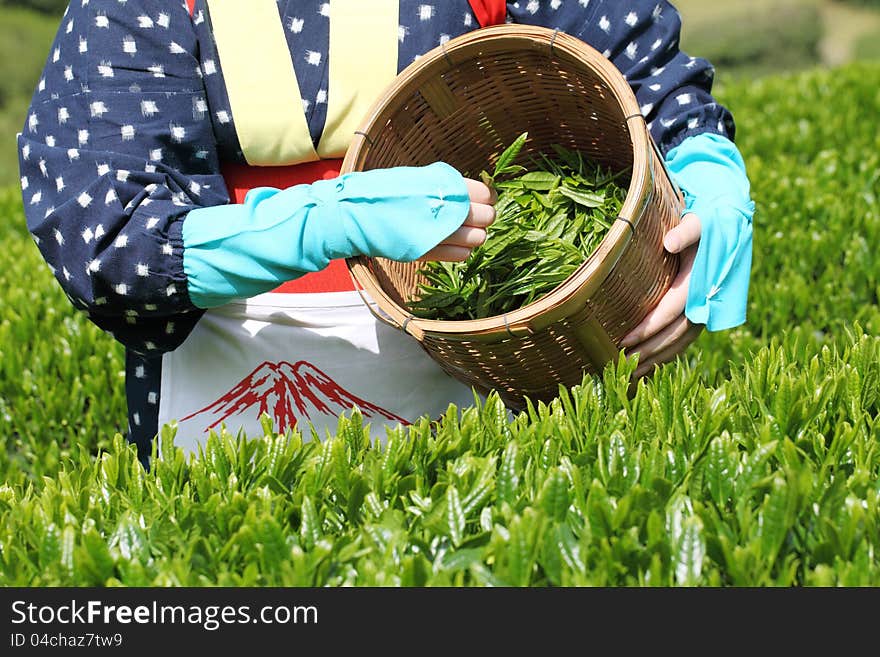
[158,290,477,454]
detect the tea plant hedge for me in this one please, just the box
[0,63,878,586]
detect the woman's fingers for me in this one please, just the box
[464,177,497,205]
[419,244,471,262]
[633,322,703,379]
[440,224,488,249]
[419,219,489,261]
[663,212,701,253]
[620,214,701,348]
[625,212,702,375]
[624,313,692,361]
[463,178,496,228]
[620,244,695,347]
[420,178,496,262]
[464,201,496,228]
[417,214,489,262]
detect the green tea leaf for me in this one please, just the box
[446,485,465,546]
[494,132,529,177]
[557,186,605,208]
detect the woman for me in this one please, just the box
[18,0,754,466]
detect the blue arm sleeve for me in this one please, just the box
[182,162,469,308]
[664,133,755,331]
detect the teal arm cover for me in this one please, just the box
[182,162,469,308]
[664,133,756,331]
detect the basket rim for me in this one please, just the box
[342,24,655,340]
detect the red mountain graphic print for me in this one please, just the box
[180,360,410,434]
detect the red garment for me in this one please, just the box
[467,0,507,28]
[220,160,353,293]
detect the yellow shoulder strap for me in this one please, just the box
[206,0,319,166]
[317,0,399,158]
[206,0,399,165]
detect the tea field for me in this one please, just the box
[0,63,878,586]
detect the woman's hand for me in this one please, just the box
[620,212,705,378]
[419,178,497,262]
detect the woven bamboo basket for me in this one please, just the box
[342,24,684,410]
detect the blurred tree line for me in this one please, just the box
[0,0,65,14]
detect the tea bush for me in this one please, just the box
[0,62,878,586]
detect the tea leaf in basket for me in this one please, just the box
[410,135,629,321]
[491,132,529,180]
[556,186,605,208]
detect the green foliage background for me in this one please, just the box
[0,0,66,13]
[839,0,880,7]
[0,6,59,186]
[1,61,878,585]
[677,0,825,76]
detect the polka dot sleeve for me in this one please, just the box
[17,0,227,356]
